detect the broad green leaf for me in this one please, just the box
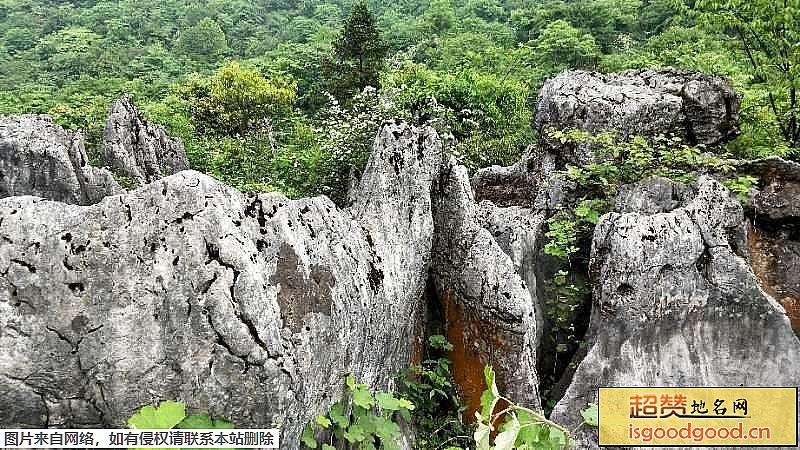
[352,387,375,409]
[517,421,545,446]
[359,439,377,450]
[329,402,349,428]
[373,416,401,441]
[548,427,567,446]
[301,424,318,449]
[346,374,357,391]
[397,398,415,411]
[315,415,332,429]
[375,392,401,411]
[343,424,367,443]
[581,402,599,427]
[479,366,500,419]
[321,445,336,450]
[128,401,186,429]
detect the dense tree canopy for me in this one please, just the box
[324,1,389,101]
[0,0,796,201]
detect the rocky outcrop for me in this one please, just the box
[551,176,800,448]
[0,121,543,447]
[536,69,740,152]
[0,123,441,447]
[101,95,189,184]
[475,68,742,208]
[0,94,189,205]
[429,159,542,417]
[0,116,123,205]
[740,156,800,332]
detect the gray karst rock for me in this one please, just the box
[101,94,189,184]
[429,158,542,416]
[475,68,741,207]
[0,115,123,205]
[0,121,543,448]
[0,122,441,447]
[535,69,740,165]
[740,156,800,333]
[550,176,800,449]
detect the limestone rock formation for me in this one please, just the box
[535,69,740,160]
[0,115,123,205]
[740,156,800,332]
[102,94,189,184]
[0,121,543,448]
[0,122,441,447]
[551,176,800,449]
[429,158,542,416]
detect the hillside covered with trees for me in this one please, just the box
[1,0,800,448]
[0,0,797,202]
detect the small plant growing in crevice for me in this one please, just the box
[544,199,608,260]
[724,175,759,203]
[301,374,415,450]
[543,271,588,356]
[475,366,598,449]
[400,335,470,449]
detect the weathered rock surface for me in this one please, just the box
[429,159,542,416]
[0,123,443,448]
[740,156,800,333]
[0,121,544,448]
[102,95,189,184]
[476,68,741,207]
[535,69,740,164]
[0,116,123,205]
[551,176,800,449]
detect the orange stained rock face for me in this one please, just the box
[747,223,800,333]
[440,288,509,426]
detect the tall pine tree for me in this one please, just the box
[324,1,389,101]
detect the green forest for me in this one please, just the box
[0,0,797,201]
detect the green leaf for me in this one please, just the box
[322,445,336,450]
[581,402,599,427]
[517,421,545,446]
[352,387,375,409]
[301,424,318,449]
[343,424,367,443]
[316,415,332,429]
[373,415,401,441]
[346,374,357,391]
[128,401,186,429]
[548,427,567,446]
[375,392,401,411]
[495,413,521,450]
[479,366,500,419]
[397,398,415,411]
[474,421,491,450]
[329,402,350,428]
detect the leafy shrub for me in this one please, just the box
[302,374,415,450]
[383,63,533,170]
[400,335,470,449]
[474,366,598,449]
[176,62,297,138]
[723,175,759,203]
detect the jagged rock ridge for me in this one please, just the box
[551,176,800,449]
[102,94,189,184]
[0,122,541,449]
[0,115,123,205]
[0,94,189,205]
